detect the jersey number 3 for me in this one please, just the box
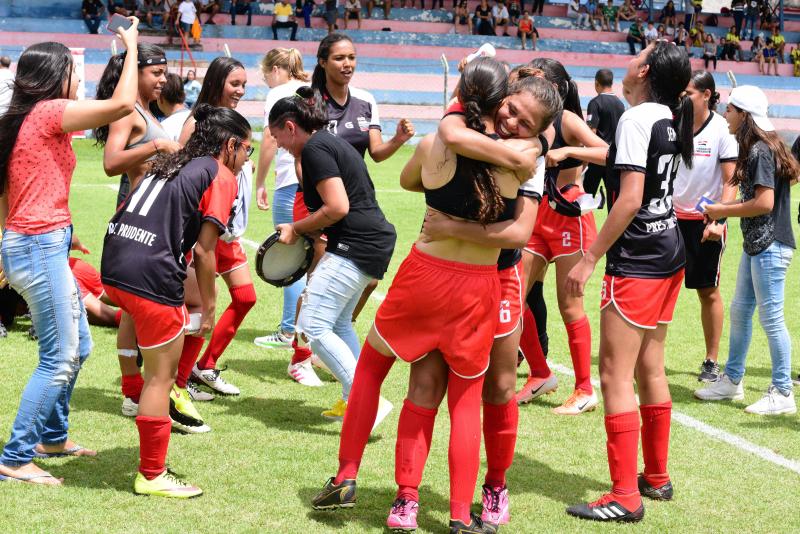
[647,154,678,216]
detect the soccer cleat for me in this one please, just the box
[121,396,139,417]
[169,385,211,434]
[311,477,356,510]
[322,398,347,421]
[638,475,674,501]
[134,469,203,498]
[694,373,744,401]
[253,329,293,349]
[698,359,721,382]
[449,513,497,533]
[481,484,510,526]
[744,385,797,415]
[566,493,644,523]
[553,389,598,415]
[287,358,324,387]
[186,380,215,402]
[372,396,394,432]
[515,373,558,405]
[192,364,240,395]
[386,498,419,532]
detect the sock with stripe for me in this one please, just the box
[121,373,144,404]
[176,335,205,389]
[605,411,641,510]
[566,315,593,394]
[640,401,672,488]
[447,371,485,524]
[483,398,519,488]
[335,340,395,484]
[520,307,552,378]
[136,416,171,480]
[197,284,256,370]
[395,399,437,503]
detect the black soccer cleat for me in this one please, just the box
[698,359,721,382]
[638,475,674,501]
[311,477,356,510]
[449,513,497,534]
[566,494,644,523]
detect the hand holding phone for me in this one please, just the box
[107,14,139,45]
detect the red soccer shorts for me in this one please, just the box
[215,239,248,275]
[293,190,310,222]
[495,262,525,338]
[373,245,500,378]
[104,285,189,349]
[69,257,105,301]
[525,187,597,262]
[599,271,685,329]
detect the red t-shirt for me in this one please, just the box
[6,99,76,234]
[519,18,533,32]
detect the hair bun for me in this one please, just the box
[194,103,215,123]
[295,86,315,99]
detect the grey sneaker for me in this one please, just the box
[253,329,293,349]
[694,373,744,401]
[698,359,721,382]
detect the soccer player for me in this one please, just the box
[563,42,694,522]
[101,104,249,497]
[69,256,123,327]
[672,70,737,383]
[584,69,625,196]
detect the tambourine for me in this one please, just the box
[255,231,314,287]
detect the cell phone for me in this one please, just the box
[695,195,715,214]
[107,13,133,34]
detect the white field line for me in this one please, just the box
[549,362,800,475]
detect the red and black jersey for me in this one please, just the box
[605,102,686,279]
[101,156,238,306]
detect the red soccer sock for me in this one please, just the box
[566,316,593,394]
[395,399,438,503]
[121,373,144,403]
[136,415,171,479]
[605,411,641,510]
[335,341,395,484]
[114,309,123,327]
[448,371,485,524]
[176,335,205,389]
[520,307,551,378]
[197,284,256,370]
[483,398,519,488]
[290,337,313,365]
[640,401,672,488]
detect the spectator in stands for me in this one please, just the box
[231,0,254,25]
[568,0,589,29]
[198,0,220,24]
[600,0,619,31]
[273,0,299,40]
[344,0,363,29]
[626,17,645,54]
[183,70,201,107]
[108,0,131,16]
[731,0,745,35]
[618,0,637,26]
[758,0,773,31]
[531,0,544,16]
[159,73,191,140]
[492,0,511,35]
[475,0,495,35]
[762,37,778,75]
[690,19,705,46]
[508,0,520,24]
[771,25,785,63]
[324,0,338,33]
[586,0,602,30]
[367,0,391,20]
[723,25,744,61]
[583,68,624,195]
[791,45,800,76]
[137,0,160,28]
[518,10,537,49]
[0,56,13,117]
[82,0,106,34]
[178,0,199,43]
[453,0,473,33]
[657,23,667,38]
[660,0,676,31]
[743,0,759,38]
[644,20,658,44]
[750,34,764,61]
[702,33,718,69]
[674,21,689,51]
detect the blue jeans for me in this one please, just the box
[297,253,372,400]
[273,184,305,334]
[0,227,92,466]
[724,241,793,394]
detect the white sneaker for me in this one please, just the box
[192,364,240,396]
[288,358,324,387]
[121,396,139,417]
[694,373,745,401]
[186,380,215,402]
[253,330,293,349]
[372,396,393,432]
[744,386,797,415]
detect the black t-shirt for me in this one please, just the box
[586,93,625,146]
[739,141,795,255]
[605,102,685,278]
[323,86,381,159]
[101,156,238,306]
[301,130,396,279]
[83,0,105,15]
[475,6,491,18]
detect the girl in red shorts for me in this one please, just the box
[563,42,694,522]
[101,105,250,497]
[311,58,541,533]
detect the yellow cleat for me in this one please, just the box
[322,398,347,421]
[134,470,203,499]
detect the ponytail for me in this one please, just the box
[673,95,694,168]
[268,86,329,132]
[261,47,310,83]
[563,79,583,119]
[527,57,582,118]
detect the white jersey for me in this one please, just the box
[223,161,253,240]
[673,112,738,218]
[264,79,309,191]
[160,108,191,141]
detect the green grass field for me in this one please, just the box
[1,140,800,533]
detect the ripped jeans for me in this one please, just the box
[0,226,92,466]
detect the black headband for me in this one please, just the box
[139,57,168,67]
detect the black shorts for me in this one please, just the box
[677,218,726,289]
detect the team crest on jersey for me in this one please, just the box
[667,127,676,142]
[344,121,354,129]
[357,116,370,131]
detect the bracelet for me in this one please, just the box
[152,140,159,154]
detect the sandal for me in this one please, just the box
[33,444,95,459]
[0,470,63,485]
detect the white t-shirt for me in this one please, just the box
[178,0,196,24]
[492,4,509,18]
[644,26,658,39]
[160,108,191,141]
[673,111,739,218]
[264,79,308,191]
[0,69,14,116]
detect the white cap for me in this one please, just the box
[466,43,496,63]
[728,85,775,132]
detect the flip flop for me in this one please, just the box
[0,470,63,485]
[33,445,94,459]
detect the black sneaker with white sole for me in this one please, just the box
[312,477,356,510]
[566,494,644,523]
[698,359,720,382]
[449,513,497,533]
[638,475,673,501]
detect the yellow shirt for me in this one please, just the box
[726,32,740,44]
[274,3,293,21]
[772,33,785,46]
